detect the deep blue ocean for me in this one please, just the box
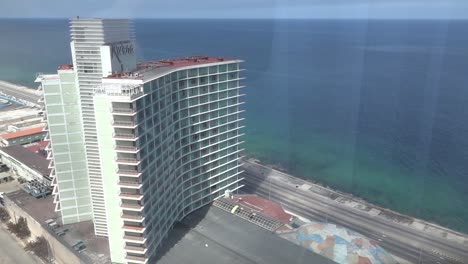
[1,19,468,233]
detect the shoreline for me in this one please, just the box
[0,80,41,95]
[244,157,468,245]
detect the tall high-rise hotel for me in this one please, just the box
[37,18,245,263]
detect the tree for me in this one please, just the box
[17,177,27,184]
[25,236,50,261]
[7,216,31,239]
[0,207,10,223]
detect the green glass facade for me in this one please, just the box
[38,69,93,224]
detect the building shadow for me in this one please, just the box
[154,205,210,263]
[240,158,274,197]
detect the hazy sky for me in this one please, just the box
[1,0,467,19]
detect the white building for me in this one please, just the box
[37,18,246,264]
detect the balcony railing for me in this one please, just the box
[113,133,138,140]
[112,120,136,128]
[122,214,145,222]
[123,235,146,242]
[125,245,147,253]
[118,181,142,188]
[116,158,140,165]
[115,145,139,152]
[117,169,141,176]
[112,108,136,115]
[125,255,147,264]
[121,203,144,211]
[122,225,145,232]
[120,193,143,200]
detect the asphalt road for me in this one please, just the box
[0,81,41,104]
[241,166,468,264]
[0,225,39,264]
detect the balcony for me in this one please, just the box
[123,235,146,243]
[125,245,147,254]
[112,108,136,116]
[118,181,143,189]
[116,158,140,165]
[122,225,145,233]
[117,169,142,177]
[125,255,147,264]
[115,145,139,153]
[113,133,138,141]
[121,203,144,211]
[120,193,143,200]
[112,120,136,128]
[122,214,145,222]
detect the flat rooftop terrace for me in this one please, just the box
[1,145,50,179]
[6,190,110,264]
[105,56,237,80]
[156,206,335,264]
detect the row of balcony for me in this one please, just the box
[112,107,137,116]
[122,201,147,263]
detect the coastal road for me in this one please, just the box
[0,225,39,264]
[0,81,41,105]
[241,163,468,264]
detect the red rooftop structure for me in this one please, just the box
[231,194,294,225]
[105,56,234,79]
[0,127,46,147]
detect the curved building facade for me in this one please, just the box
[94,57,245,263]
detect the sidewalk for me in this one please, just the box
[0,219,40,264]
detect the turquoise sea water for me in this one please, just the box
[1,19,468,233]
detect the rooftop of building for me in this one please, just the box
[5,190,111,264]
[5,188,334,264]
[230,194,294,225]
[155,205,335,264]
[58,64,73,70]
[0,145,50,178]
[0,126,45,140]
[104,56,240,81]
[24,140,48,153]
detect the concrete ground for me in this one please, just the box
[0,223,39,264]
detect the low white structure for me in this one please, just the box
[0,145,51,184]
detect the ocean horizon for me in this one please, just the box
[1,18,468,233]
